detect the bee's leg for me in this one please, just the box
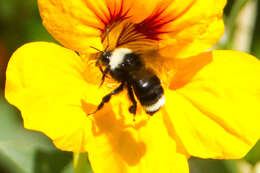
[98,64,104,74]
[95,59,104,74]
[88,83,124,115]
[99,67,109,87]
[127,83,137,115]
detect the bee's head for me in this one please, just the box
[99,51,112,65]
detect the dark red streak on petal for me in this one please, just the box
[105,0,131,29]
[93,0,196,47]
[82,1,108,30]
[116,22,139,46]
[134,0,196,40]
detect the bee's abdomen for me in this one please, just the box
[131,71,164,115]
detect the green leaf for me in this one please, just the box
[251,0,260,58]
[244,140,260,165]
[62,162,74,173]
[73,153,92,173]
[0,93,72,173]
[189,157,239,173]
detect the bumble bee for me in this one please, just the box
[91,47,165,115]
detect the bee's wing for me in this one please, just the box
[142,50,213,90]
[141,50,177,87]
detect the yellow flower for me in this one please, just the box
[5,0,260,172]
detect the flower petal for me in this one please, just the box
[157,0,226,58]
[86,108,189,173]
[38,0,226,57]
[37,0,150,53]
[5,42,107,152]
[165,50,260,159]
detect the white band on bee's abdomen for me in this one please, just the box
[144,95,165,113]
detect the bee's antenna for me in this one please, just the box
[104,28,110,51]
[90,28,110,53]
[90,46,103,53]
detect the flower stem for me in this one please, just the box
[232,0,258,52]
[73,153,92,173]
[224,0,254,49]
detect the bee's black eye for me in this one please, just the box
[100,51,111,65]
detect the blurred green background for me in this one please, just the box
[0,0,259,173]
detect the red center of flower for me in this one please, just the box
[95,0,196,47]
